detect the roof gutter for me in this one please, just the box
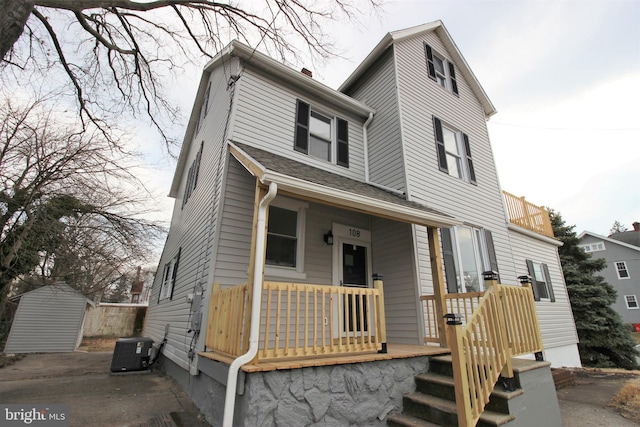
[222,182,278,427]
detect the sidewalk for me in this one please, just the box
[1,351,638,426]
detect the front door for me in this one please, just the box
[341,242,369,333]
[331,224,373,337]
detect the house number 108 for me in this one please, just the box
[349,228,361,237]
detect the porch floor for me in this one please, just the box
[198,343,450,373]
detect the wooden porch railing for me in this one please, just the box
[503,191,554,238]
[259,281,386,361]
[205,280,387,363]
[206,283,248,358]
[421,292,484,345]
[446,275,544,427]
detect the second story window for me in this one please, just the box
[182,141,204,208]
[425,43,458,95]
[433,116,476,185]
[615,261,630,279]
[294,100,349,167]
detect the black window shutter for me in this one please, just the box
[169,248,181,300]
[433,116,448,173]
[337,118,349,167]
[484,230,499,275]
[425,44,436,81]
[441,228,459,293]
[542,263,555,302]
[526,259,541,301]
[462,134,477,185]
[294,100,309,154]
[193,141,204,189]
[448,61,459,95]
[203,82,211,117]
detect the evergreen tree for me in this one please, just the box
[550,210,638,369]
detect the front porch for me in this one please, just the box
[199,342,450,373]
[201,143,548,426]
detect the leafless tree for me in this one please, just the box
[0,94,164,309]
[2,0,380,153]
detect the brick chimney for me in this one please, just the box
[633,221,639,232]
[301,68,313,78]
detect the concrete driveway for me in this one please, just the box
[0,352,210,427]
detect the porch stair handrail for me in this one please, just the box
[445,275,544,427]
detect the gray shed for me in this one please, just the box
[4,283,94,353]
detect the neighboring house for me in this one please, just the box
[144,21,576,426]
[578,222,640,326]
[4,283,94,353]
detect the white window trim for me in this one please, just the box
[159,252,179,301]
[624,295,639,310]
[451,226,490,293]
[531,261,551,302]
[429,48,456,94]
[265,197,308,280]
[615,261,630,280]
[309,108,336,163]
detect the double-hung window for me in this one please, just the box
[441,227,498,293]
[433,116,476,184]
[526,260,556,302]
[159,248,181,302]
[182,141,204,208]
[294,100,349,167]
[425,43,459,95]
[265,198,308,279]
[615,261,630,279]
[624,295,639,309]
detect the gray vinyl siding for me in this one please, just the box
[4,285,88,353]
[211,155,255,287]
[345,48,406,192]
[579,235,640,324]
[144,62,236,367]
[372,218,420,344]
[508,229,579,350]
[230,66,366,182]
[391,33,517,288]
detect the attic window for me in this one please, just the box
[425,43,459,96]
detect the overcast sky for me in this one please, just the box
[149,0,640,236]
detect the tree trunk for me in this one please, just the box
[1,0,35,60]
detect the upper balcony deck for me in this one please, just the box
[503,191,554,238]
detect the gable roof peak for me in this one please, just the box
[339,20,496,117]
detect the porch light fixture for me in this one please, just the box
[323,230,334,246]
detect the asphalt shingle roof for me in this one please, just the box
[233,142,454,223]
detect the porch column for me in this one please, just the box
[427,226,448,347]
[243,180,269,353]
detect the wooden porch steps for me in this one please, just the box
[387,355,520,427]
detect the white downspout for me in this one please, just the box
[363,112,374,183]
[222,182,277,427]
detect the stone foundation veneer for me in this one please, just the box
[235,356,430,426]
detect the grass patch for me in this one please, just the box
[613,376,640,423]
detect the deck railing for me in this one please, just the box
[206,283,248,357]
[259,281,386,361]
[421,292,484,344]
[205,280,387,363]
[446,276,544,427]
[503,191,554,238]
